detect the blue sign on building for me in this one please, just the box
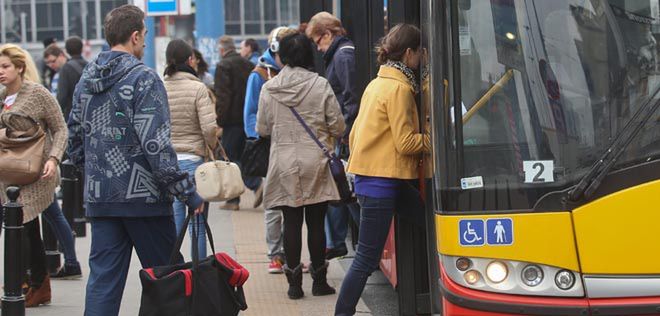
[486,218,513,245]
[147,0,177,16]
[459,219,485,246]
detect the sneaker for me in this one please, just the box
[268,257,284,274]
[50,264,82,280]
[221,201,240,211]
[253,184,264,208]
[325,245,349,260]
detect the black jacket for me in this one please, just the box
[57,56,87,120]
[214,50,253,127]
[323,36,358,138]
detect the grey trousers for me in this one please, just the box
[265,208,285,259]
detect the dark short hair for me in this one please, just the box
[244,38,259,53]
[104,5,145,47]
[279,33,315,70]
[164,39,193,77]
[43,44,64,59]
[65,36,84,56]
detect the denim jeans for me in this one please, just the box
[42,196,79,266]
[85,216,181,316]
[335,195,395,315]
[335,181,424,315]
[173,158,208,259]
[325,201,361,249]
[222,125,262,206]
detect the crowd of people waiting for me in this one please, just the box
[0,4,429,316]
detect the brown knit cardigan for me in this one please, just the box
[0,81,68,223]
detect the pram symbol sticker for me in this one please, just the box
[459,220,485,246]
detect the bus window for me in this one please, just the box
[441,0,660,212]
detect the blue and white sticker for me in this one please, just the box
[459,219,485,246]
[460,176,484,190]
[486,218,513,245]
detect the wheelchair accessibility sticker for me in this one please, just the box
[459,220,485,246]
[459,218,513,246]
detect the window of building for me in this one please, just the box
[0,0,127,44]
[224,0,299,38]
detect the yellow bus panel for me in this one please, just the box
[573,180,660,274]
[436,212,579,271]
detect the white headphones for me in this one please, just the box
[270,27,286,53]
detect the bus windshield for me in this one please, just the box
[442,0,660,212]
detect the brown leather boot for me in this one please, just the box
[25,275,51,307]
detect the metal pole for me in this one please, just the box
[63,0,69,39]
[2,187,26,316]
[30,0,36,42]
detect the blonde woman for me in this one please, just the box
[0,44,68,307]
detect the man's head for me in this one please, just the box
[103,5,147,59]
[218,36,236,57]
[43,44,68,72]
[65,36,84,57]
[240,39,259,59]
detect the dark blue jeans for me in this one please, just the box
[42,196,79,266]
[325,201,360,249]
[335,181,424,315]
[85,216,181,316]
[222,125,262,205]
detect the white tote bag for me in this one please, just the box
[195,145,245,202]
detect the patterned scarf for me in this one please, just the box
[385,60,419,94]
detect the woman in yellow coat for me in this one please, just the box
[335,24,431,315]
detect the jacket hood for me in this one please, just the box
[82,51,143,94]
[264,66,318,108]
[257,49,280,72]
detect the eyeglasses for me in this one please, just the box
[314,33,325,46]
[45,57,58,65]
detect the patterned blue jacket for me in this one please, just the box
[67,51,203,217]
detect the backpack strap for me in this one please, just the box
[253,66,278,81]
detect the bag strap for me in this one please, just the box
[289,107,334,160]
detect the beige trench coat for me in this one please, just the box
[256,66,345,209]
[0,82,67,223]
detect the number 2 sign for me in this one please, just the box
[523,160,554,183]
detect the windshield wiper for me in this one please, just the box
[568,87,660,202]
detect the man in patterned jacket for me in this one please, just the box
[67,5,204,315]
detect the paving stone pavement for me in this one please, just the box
[0,190,374,316]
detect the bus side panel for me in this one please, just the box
[379,220,397,287]
[573,179,660,275]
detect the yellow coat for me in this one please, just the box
[347,66,431,179]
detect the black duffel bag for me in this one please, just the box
[139,211,249,316]
[240,137,270,177]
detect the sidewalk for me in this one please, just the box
[1,190,373,315]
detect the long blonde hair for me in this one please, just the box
[0,44,42,84]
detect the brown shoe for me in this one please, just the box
[25,276,51,307]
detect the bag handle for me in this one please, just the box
[206,141,230,162]
[169,204,217,264]
[289,107,335,160]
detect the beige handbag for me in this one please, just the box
[194,144,245,202]
[0,114,46,186]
